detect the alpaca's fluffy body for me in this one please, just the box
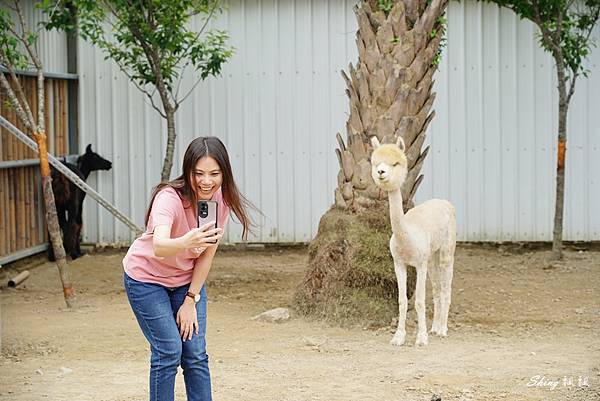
[390,199,455,267]
[370,137,456,346]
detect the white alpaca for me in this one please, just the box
[370,136,456,346]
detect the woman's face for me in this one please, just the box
[192,156,223,200]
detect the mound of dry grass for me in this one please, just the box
[294,204,415,327]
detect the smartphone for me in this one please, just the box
[198,200,218,243]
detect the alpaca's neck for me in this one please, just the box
[77,160,91,180]
[388,189,410,239]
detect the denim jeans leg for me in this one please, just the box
[124,273,182,401]
[170,285,212,401]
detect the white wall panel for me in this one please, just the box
[75,0,600,244]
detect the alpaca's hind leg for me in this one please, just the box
[414,261,429,346]
[429,253,443,335]
[438,248,455,337]
[390,246,408,346]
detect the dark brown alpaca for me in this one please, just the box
[49,144,112,260]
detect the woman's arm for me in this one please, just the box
[187,244,218,296]
[152,222,222,257]
[177,244,219,340]
[152,225,186,257]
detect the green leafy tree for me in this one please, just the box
[42,0,233,181]
[482,0,600,259]
[0,0,74,306]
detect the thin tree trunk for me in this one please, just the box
[552,61,569,260]
[161,107,176,182]
[36,64,74,305]
[128,19,178,183]
[33,130,75,306]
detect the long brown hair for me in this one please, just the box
[144,136,256,239]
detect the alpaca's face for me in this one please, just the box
[80,144,112,172]
[370,144,408,191]
[193,156,223,200]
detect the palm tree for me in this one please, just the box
[296,0,448,326]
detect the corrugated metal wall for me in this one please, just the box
[77,0,600,244]
[416,2,600,241]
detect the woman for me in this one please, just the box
[123,136,253,401]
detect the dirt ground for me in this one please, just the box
[0,244,598,401]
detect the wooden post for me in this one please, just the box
[17,168,25,250]
[0,170,6,256]
[8,168,16,254]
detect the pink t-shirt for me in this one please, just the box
[123,186,230,287]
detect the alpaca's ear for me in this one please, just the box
[86,144,92,153]
[370,136,380,149]
[396,136,405,151]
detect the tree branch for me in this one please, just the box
[35,0,62,37]
[566,74,577,106]
[129,21,175,114]
[566,11,600,105]
[172,1,219,69]
[0,0,16,13]
[12,1,45,131]
[175,64,186,101]
[0,49,37,127]
[176,74,204,107]
[12,0,42,71]
[0,73,34,132]
[99,1,134,37]
[555,4,564,48]
[531,0,562,57]
[117,64,167,118]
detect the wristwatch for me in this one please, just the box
[186,291,200,303]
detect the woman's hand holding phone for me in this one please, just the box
[181,222,223,249]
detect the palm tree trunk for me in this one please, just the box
[297,0,448,326]
[335,0,446,212]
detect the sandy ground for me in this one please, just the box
[0,244,599,401]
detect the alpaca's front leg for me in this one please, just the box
[415,262,429,346]
[391,250,408,346]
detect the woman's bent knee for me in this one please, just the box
[181,351,209,370]
[152,340,183,368]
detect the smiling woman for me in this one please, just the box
[195,155,223,200]
[122,136,255,401]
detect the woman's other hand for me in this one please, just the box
[181,222,223,249]
[176,297,198,341]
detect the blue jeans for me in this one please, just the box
[124,273,212,401]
